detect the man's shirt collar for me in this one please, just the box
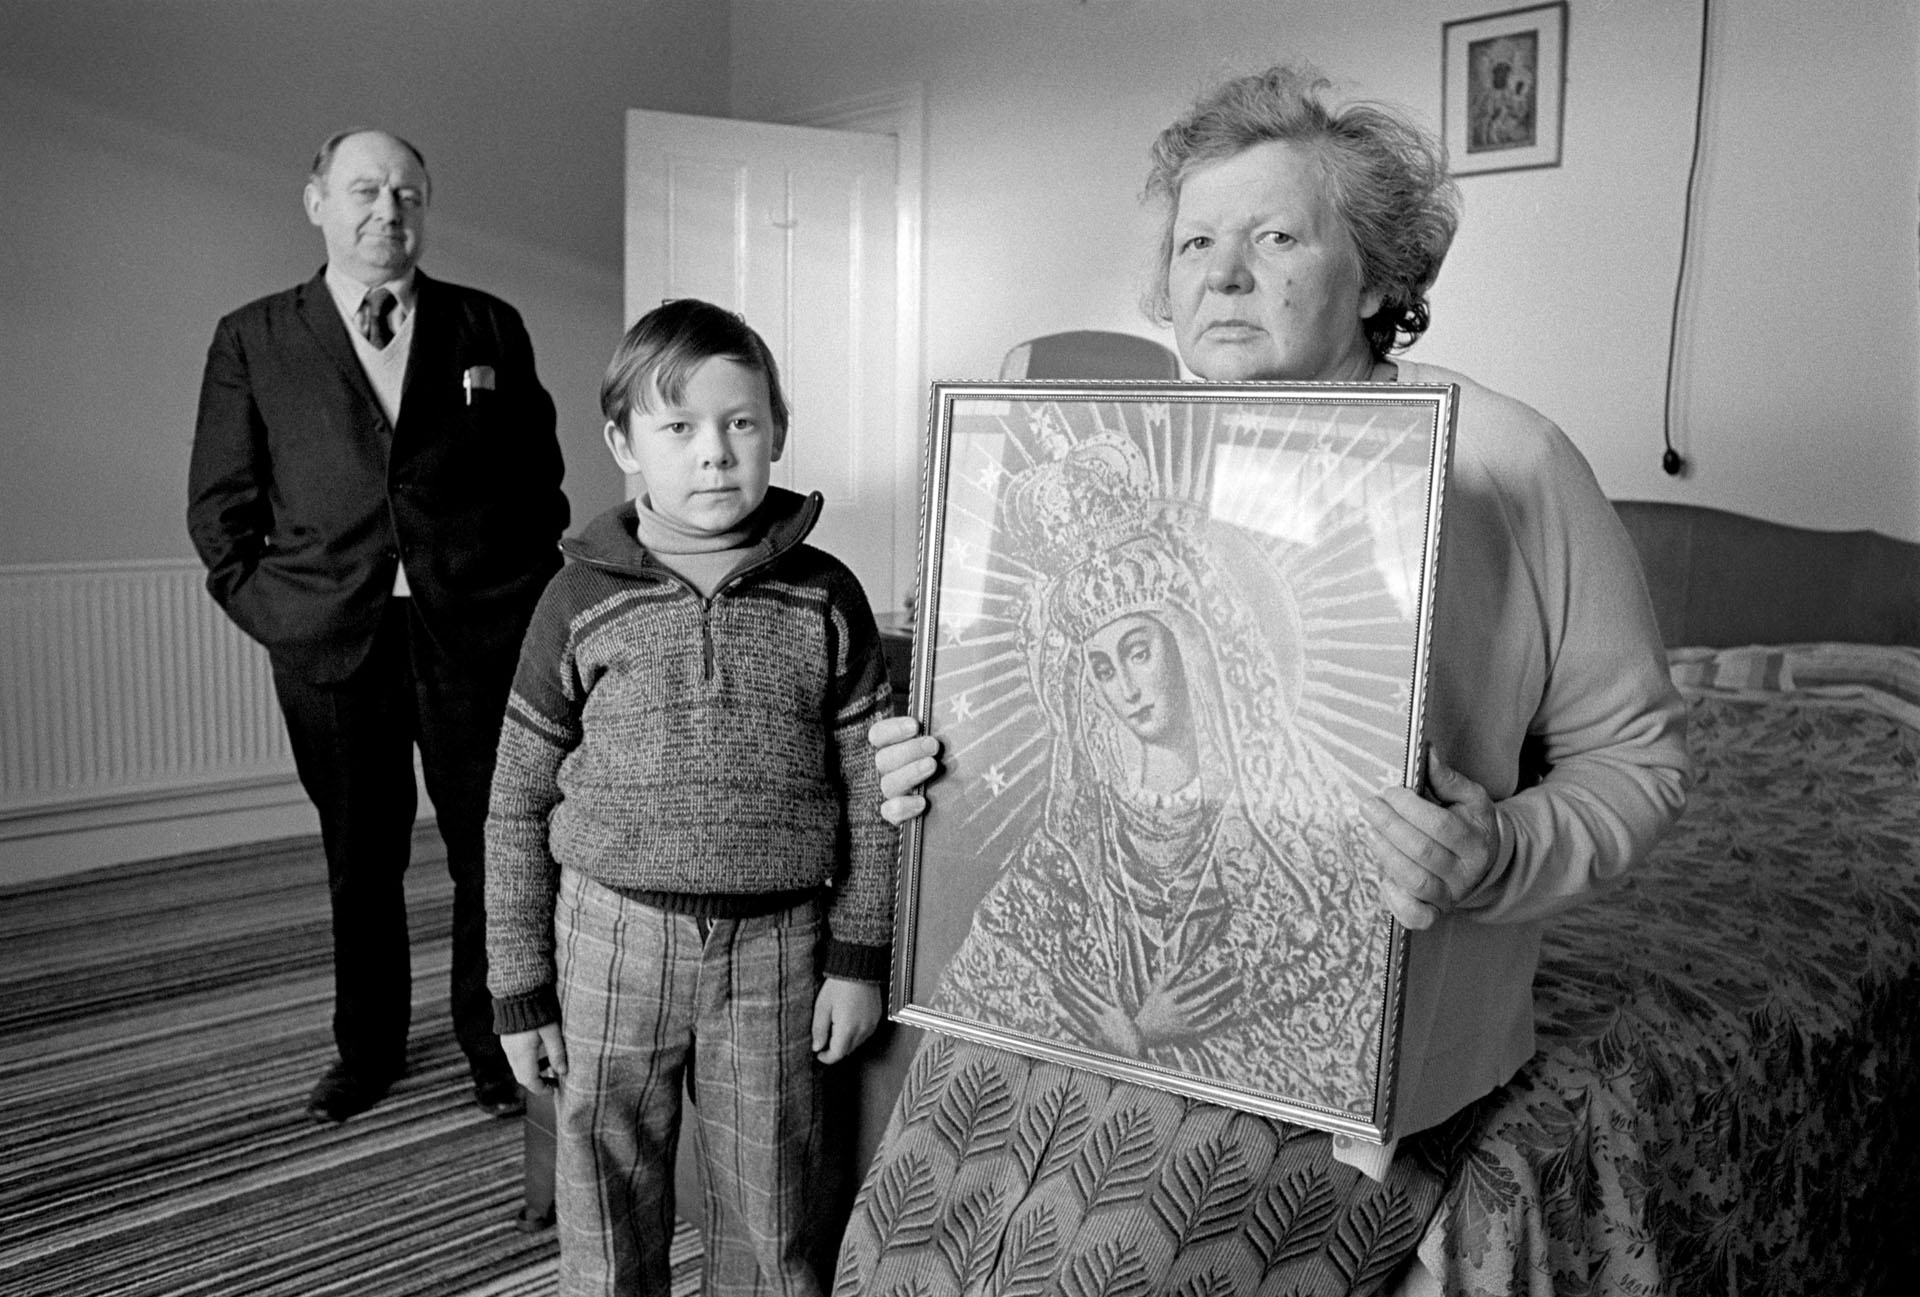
[323,264,418,328]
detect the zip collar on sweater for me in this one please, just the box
[558,486,823,594]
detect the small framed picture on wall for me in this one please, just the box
[1443,1,1568,176]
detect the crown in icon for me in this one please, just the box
[1004,430,1208,642]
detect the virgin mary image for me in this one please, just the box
[930,425,1400,1116]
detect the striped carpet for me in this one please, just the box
[0,831,701,1296]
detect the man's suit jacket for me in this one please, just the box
[188,268,568,684]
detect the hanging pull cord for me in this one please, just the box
[1662,0,1713,477]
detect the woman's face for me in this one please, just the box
[1167,139,1383,384]
[1084,614,1189,747]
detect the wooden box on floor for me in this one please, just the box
[518,1085,557,1231]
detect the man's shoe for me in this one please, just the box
[306,1061,396,1124]
[473,1072,527,1118]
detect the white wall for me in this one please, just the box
[0,0,734,567]
[1668,0,1919,534]
[730,0,1920,540]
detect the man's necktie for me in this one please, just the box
[357,287,396,349]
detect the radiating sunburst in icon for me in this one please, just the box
[927,393,1440,860]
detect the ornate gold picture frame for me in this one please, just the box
[891,381,1458,1143]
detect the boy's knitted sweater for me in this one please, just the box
[485,489,896,1034]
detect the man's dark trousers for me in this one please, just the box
[274,598,516,1081]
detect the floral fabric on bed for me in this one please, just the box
[1422,643,1920,1296]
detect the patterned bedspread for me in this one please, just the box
[834,645,1920,1297]
[1421,644,1920,1295]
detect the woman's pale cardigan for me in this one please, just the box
[1382,361,1689,1142]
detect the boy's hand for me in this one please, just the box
[811,977,883,1064]
[502,1024,568,1091]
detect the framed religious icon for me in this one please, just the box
[1442,2,1568,176]
[890,380,1457,1143]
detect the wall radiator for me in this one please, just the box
[0,561,295,822]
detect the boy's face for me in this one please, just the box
[605,356,785,535]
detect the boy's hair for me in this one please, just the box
[600,298,790,433]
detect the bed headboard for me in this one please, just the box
[1611,500,1920,649]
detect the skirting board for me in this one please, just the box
[0,775,438,888]
[0,777,316,887]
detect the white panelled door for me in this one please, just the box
[625,109,905,614]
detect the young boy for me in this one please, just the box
[484,299,896,1296]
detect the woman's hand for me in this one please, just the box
[869,715,942,826]
[1361,747,1502,929]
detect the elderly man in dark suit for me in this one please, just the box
[187,129,567,1123]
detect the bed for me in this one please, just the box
[826,500,1920,1297]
